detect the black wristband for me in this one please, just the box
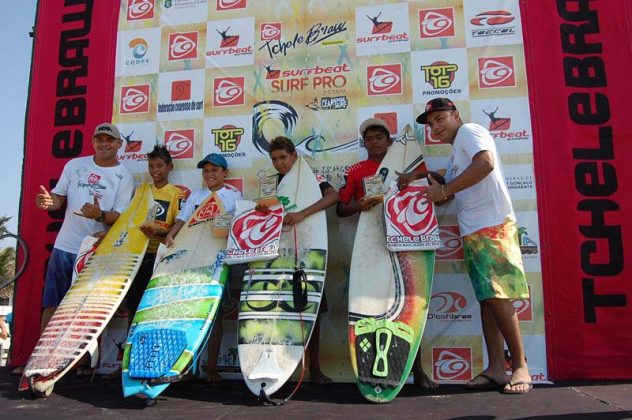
[95,210,106,223]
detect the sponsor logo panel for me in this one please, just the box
[203,116,254,169]
[411,49,469,103]
[464,1,523,47]
[206,17,255,68]
[356,3,410,56]
[157,69,205,121]
[419,8,455,39]
[432,347,472,381]
[120,84,151,114]
[127,0,155,21]
[366,64,402,96]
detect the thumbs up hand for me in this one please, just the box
[35,185,54,210]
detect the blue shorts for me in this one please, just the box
[42,248,77,308]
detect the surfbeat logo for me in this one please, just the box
[164,129,194,159]
[433,348,472,381]
[419,8,455,39]
[270,63,350,93]
[230,206,283,251]
[189,195,222,227]
[367,64,402,96]
[168,32,198,61]
[216,0,246,10]
[213,77,245,107]
[436,225,464,260]
[127,0,154,21]
[260,23,281,41]
[429,292,473,321]
[385,185,437,237]
[120,85,150,114]
[478,56,516,88]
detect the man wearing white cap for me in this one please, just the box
[34,122,135,334]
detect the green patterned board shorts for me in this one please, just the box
[463,219,530,302]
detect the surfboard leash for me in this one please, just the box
[258,226,308,406]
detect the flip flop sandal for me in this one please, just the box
[464,373,505,390]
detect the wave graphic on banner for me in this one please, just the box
[252,100,358,155]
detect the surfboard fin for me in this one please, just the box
[248,349,282,382]
[86,341,99,368]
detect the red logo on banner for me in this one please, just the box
[232,206,283,250]
[164,129,194,159]
[123,132,143,152]
[189,195,222,226]
[171,80,191,101]
[432,292,468,313]
[512,287,533,321]
[385,185,436,236]
[216,0,246,10]
[374,112,397,134]
[419,8,455,38]
[478,56,516,88]
[225,178,244,193]
[127,0,154,21]
[483,107,511,131]
[213,77,245,106]
[437,225,464,260]
[121,85,150,114]
[260,23,281,41]
[217,27,240,47]
[264,63,281,79]
[168,32,198,60]
[367,64,402,96]
[424,124,443,146]
[433,348,472,381]
[471,10,515,26]
[368,11,393,34]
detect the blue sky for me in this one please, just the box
[1,3,37,234]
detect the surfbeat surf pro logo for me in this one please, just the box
[384,180,442,251]
[188,195,222,227]
[226,205,283,262]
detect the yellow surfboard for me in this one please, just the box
[19,182,154,397]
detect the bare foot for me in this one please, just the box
[309,369,332,385]
[413,368,439,389]
[206,371,223,384]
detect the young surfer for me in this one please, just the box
[255,136,338,384]
[165,153,242,384]
[337,118,438,389]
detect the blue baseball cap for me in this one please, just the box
[197,153,228,169]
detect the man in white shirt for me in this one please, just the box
[400,98,531,394]
[35,123,135,332]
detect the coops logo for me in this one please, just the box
[419,8,455,39]
[478,56,516,88]
[231,206,283,250]
[367,64,402,96]
[433,348,472,381]
[129,38,148,59]
[168,32,198,60]
[120,85,150,114]
[127,0,154,21]
[260,23,281,41]
[164,129,194,159]
[213,77,245,107]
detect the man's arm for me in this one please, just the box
[426,150,493,203]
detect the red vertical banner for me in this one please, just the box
[521,0,632,379]
[12,0,120,366]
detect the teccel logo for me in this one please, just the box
[127,0,154,21]
[471,10,515,26]
[120,85,150,114]
[419,8,455,38]
[478,56,516,88]
[367,64,402,96]
[433,348,472,381]
[260,23,281,41]
[168,32,198,60]
[213,77,245,106]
